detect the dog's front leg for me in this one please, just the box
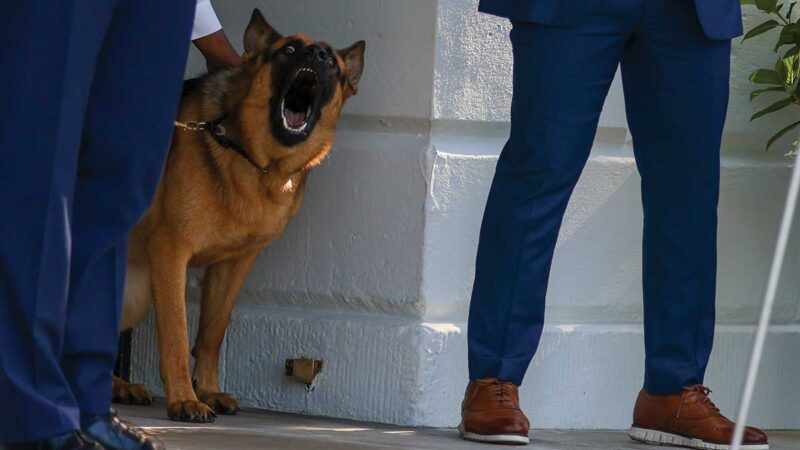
[149,235,216,423]
[192,250,259,415]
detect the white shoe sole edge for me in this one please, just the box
[628,426,769,450]
[459,424,530,445]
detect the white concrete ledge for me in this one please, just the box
[131,305,800,429]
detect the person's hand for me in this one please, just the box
[193,29,242,71]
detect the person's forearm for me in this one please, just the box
[193,29,242,70]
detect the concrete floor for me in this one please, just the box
[118,402,800,450]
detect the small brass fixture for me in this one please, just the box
[285,358,323,385]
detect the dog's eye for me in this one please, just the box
[284,46,296,55]
[326,57,335,67]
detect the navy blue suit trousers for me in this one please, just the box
[0,0,194,443]
[479,0,743,40]
[468,0,731,394]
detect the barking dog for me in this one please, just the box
[112,9,365,423]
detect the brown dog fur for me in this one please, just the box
[112,10,365,422]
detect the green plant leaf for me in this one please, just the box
[766,119,800,150]
[789,2,798,19]
[750,68,784,84]
[756,0,779,12]
[741,0,757,4]
[750,86,786,100]
[743,19,780,41]
[774,24,800,51]
[780,51,800,84]
[751,97,794,120]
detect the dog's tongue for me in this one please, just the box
[285,108,307,128]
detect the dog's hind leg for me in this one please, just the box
[112,375,153,406]
[111,261,156,406]
[192,250,259,415]
[121,262,154,331]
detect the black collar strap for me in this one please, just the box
[174,115,269,173]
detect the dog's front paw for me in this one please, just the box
[167,400,217,423]
[112,381,153,406]
[197,391,241,415]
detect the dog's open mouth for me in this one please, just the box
[280,68,317,134]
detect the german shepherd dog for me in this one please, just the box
[112,9,365,423]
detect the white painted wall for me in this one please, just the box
[132,0,800,430]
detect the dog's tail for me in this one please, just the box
[121,263,153,331]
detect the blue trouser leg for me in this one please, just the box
[468,1,635,386]
[620,1,730,395]
[468,0,729,391]
[0,1,116,442]
[61,0,195,422]
[0,0,193,443]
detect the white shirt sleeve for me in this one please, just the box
[191,0,223,41]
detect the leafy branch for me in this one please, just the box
[742,0,800,150]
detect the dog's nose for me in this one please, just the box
[304,44,327,62]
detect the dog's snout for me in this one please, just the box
[304,44,327,62]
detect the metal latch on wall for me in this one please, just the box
[285,358,323,386]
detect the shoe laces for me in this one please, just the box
[677,385,721,418]
[489,381,516,404]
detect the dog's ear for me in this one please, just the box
[243,9,282,57]
[338,41,366,97]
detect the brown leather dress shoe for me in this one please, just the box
[459,378,530,445]
[629,385,769,450]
